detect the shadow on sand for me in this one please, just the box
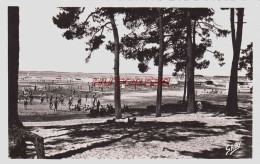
[25,101,252,159]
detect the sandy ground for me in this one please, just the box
[25,110,252,159]
[18,88,252,159]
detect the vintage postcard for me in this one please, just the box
[1,0,260,160]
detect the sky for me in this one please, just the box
[19,7,255,76]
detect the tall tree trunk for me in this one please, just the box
[186,11,196,113]
[8,6,23,128]
[109,13,122,119]
[156,8,164,117]
[182,66,187,103]
[192,20,197,110]
[8,7,45,159]
[226,8,244,116]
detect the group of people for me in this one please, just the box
[68,94,82,110]
[88,103,115,116]
[39,93,82,111]
[68,98,131,117]
[19,90,34,110]
[48,94,64,111]
[68,93,115,116]
[88,103,130,117]
[18,87,131,115]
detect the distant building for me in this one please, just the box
[205,80,214,85]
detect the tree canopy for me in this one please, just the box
[120,8,228,74]
[239,42,253,80]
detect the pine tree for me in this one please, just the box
[226,8,245,116]
[8,7,45,159]
[122,8,176,116]
[53,8,125,118]
[122,8,228,113]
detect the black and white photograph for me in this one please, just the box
[2,0,260,160]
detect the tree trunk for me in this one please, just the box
[182,66,187,103]
[8,7,45,159]
[109,13,122,119]
[226,8,244,116]
[8,6,23,128]
[186,11,196,113]
[9,126,45,159]
[156,8,164,117]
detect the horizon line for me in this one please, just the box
[18,70,245,77]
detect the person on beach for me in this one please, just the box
[49,94,53,109]
[74,104,80,111]
[97,100,100,111]
[29,92,33,105]
[83,104,87,111]
[24,95,28,110]
[78,95,81,105]
[85,93,88,102]
[54,97,59,111]
[40,92,44,104]
[99,105,106,115]
[46,93,49,102]
[50,94,53,102]
[86,105,90,111]
[60,95,64,105]
[68,95,73,110]
[93,94,97,107]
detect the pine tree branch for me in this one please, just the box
[164,34,185,40]
[205,49,215,54]
[92,22,112,37]
[84,8,102,23]
[198,21,225,34]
